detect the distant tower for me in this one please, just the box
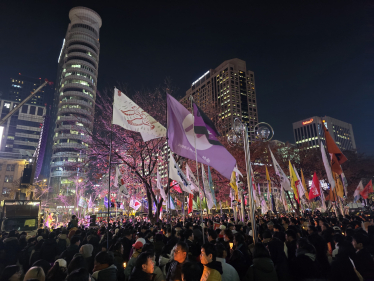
[43,7,102,193]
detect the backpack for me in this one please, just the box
[56,239,67,255]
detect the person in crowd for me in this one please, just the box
[92,251,117,281]
[3,231,20,266]
[227,233,251,280]
[166,242,189,281]
[162,228,179,256]
[215,243,239,281]
[181,262,202,281]
[68,215,78,230]
[128,252,156,281]
[60,236,81,265]
[67,254,87,275]
[200,243,223,281]
[40,232,59,263]
[56,229,70,255]
[79,244,94,273]
[245,243,277,281]
[0,265,21,281]
[285,229,297,262]
[124,238,144,278]
[66,268,90,281]
[32,260,51,279]
[122,229,134,262]
[23,266,45,281]
[307,225,330,274]
[45,260,67,281]
[352,232,374,280]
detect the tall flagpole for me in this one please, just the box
[107,121,113,250]
[189,95,205,242]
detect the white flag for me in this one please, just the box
[280,187,289,212]
[202,164,214,210]
[157,169,167,201]
[130,199,141,210]
[112,88,166,141]
[261,198,269,214]
[269,148,291,191]
[353,180,364,200]
[293,164,305,198]
[258,183,261,196]
[320,142,335,190]
[186,163,199,192]
[233,166,243,178]
[169,155,193,194]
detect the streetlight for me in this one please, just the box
[227,118,274,244]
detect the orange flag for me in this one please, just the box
[321,122,347,175]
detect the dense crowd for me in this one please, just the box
[0,210,374,281]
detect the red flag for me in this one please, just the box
[188,194,193,214]
[213,222,220,230]
[360,180,373,199]
[309,172,321,200]
[170,180,182,193]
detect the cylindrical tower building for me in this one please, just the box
[49,7,101,193]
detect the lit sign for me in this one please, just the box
[302,118,313,125]
[58,39,65,63]
[192,70,209,86]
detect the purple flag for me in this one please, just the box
[193,103,221,146]
[167,94,236,180]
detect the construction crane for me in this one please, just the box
[0,79,53,127]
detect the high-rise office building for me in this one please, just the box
[7,74,54,107]
[181,58,258,139]
[0,99,46,159]
[293,116,356,151]
[42,7,102,193]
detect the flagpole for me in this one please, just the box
[189,95,205,242]
[107,121,113,251]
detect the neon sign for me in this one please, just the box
[302,118,313,125]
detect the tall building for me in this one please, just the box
[181,58,258,139]
[293,116,356,151]
[0,99,46,159]
[7,74,54,107]
[42,7,102,193]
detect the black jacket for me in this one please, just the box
[289,253,322,281]
[162,235,178,256]
[166,260,184,281]
[329,254,360,281]
[60,244,80,265]
[3,237,20,265]
[122,237,133,262]
[245,257,278,281]
[353,248,374,280]
[40,238,59,263]
[129,268,156,281]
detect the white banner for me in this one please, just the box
[112,88,166,141]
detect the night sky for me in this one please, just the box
[0,1,373,154]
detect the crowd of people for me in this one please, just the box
[0,210,374,281]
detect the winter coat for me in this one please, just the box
[113,251,126,281]
[56,233,70,254]
[165,260,184,281]
[60,244,80,265]
[40,238,59,263]
[124,249,142,279]
[162,235,178,256]
[228,244,252,280]
[3,237,20,265]
[329,254,360,281]
[353,248,374,280]
[153,265,166,281]
[216,257,240,281]
[245,257,278,281]
[286,240,297,262]
[289,253,322,281]
[201,261,223,281]
[92,264,117,281]
[267,238,289,281]
[128,268,156,281]
[122,237,133,262]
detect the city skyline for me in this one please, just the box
[0,1,372,154]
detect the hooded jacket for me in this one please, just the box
[245,257,278,281]
[40,237,59,262]
[56,234,70,247]
[201,261,223,281]
[81,244,94,273]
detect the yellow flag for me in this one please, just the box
[333,172,345,198]
[229,171,238,199]
[289,161,299,202]
[300,169,309,200]
[265,166,271,193]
